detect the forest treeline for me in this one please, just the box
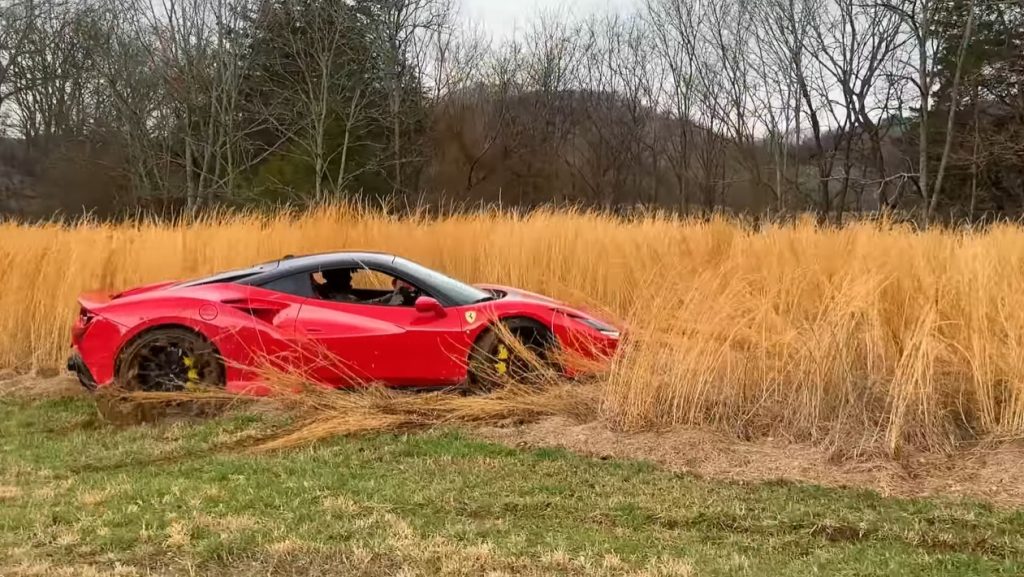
[0,0,1020,222]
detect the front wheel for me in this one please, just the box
[115,327,224,392]
[467,319,557,392]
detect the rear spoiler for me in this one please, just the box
[77,291,113,313]
[77,280,178,311]
[112,280,178,299]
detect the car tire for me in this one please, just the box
[115,327,225,392]
[466,318,557,393]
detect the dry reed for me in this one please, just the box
[3,205,1024,453]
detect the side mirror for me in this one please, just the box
[414,296,443,315]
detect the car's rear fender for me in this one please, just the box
[117,314,297,386]
[75,314,220,388]
[72,315,128,386]
[76,292,302,389]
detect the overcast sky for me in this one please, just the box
[460,0,638,39]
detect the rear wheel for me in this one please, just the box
[467,319,557,392]
[115,327,224,392]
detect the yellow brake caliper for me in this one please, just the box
[183,356,201,391]
[495,344,510,375]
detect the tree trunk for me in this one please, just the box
[928,0,975,223]
[392,87,402,194]
[917,22,931,224]
[969,82,979,220]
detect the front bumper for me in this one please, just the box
[551,323,621,378]
[67,352,98,391]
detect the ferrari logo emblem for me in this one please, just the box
[465,311,477,324]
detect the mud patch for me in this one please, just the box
[0,374,84,400]
[476,417,1024,508]
[92,393,236,427]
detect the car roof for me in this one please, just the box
[179,251,399,288]
[272,251,398,273]
[177,250,494,307]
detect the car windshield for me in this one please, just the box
[395,258,492,305]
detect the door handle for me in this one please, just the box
[305,327,325,334]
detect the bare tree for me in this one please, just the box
[0,0,1009,220]
[646,0,701,211]
[89,0,170,199]
[89,0,263,209]
[457,34,521,194]
[251,0,363,201]
[805,0,904,220]
[748,1,801,212]
[879,0,976,224]
[767,0,847,221]
[370,0,453,195]
[0,0,40,125]
[519,11,588,203]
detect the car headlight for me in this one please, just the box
[575,317,620,338]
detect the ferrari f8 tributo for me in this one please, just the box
[67,252,620,394]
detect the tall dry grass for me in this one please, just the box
[3,205,1024,452]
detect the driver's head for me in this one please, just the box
[393,278,414,292]
[322,268,352,290]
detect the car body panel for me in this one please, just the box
[292,298,470,386]
[69,253,621,393]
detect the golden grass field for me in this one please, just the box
[3,205,1024,454]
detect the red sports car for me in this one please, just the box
[67,252,620,394]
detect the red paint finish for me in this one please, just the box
[73,316,126,385]
[69,267,621,393]
[199,304,218,321]
[293,298,471,386]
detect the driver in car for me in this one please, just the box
[315,269,359,302]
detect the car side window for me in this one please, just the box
[260,273,315,298]
[350,269,395,290]
[309,266,428,307]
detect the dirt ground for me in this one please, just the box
[0,372,86,400]
[478,418,1024,508]
[4,373,1022,508]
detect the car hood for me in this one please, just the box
[474,283,563,306]
[474,283,616,325]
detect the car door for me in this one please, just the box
[293,297,470,387]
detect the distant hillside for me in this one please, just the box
[421,87,777,213]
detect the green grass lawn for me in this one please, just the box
[1,397,1023,576]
